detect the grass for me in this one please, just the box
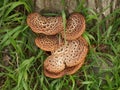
[0,0,120,90]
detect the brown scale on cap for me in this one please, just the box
[35,34,63,51]
[61,13,85,40]
[44,37,88,78]
[27,13,63,35]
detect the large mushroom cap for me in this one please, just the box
[35,34,63,51]
[44,36,88,78]
[61,13,85,40]
[27,13,64,35]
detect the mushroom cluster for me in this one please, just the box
[27,12,88,78]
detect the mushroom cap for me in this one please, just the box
[35,34,63,51]
[61,13,85,40]
[27,13,64,35]
[44,68,65,78]
[44,54,65,73]
[44,36,88,78]
[65,59,85,75]
[44,60,84,78]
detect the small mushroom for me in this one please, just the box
[61,13,85,40]
[27,13,64,35]
[44,36,88,78]
[35,34,63,51]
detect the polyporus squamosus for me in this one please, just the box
[35,34,63,51]
[27,12,88,78]
[44,37,88,78]
[61,13,85,40]
[27,13,63,35]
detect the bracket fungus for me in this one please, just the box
[27,13,63,35]
[44,37,88,78]
[35,34,63,51]
[61,13,85,40]
[27,12,88,78]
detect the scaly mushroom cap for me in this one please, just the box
[44,60,84,78]
[61,13,85,40]
[35,34,63,51]
[65,59,85,75]
[27,13,63,35]
[44,54,65,73]
[44,36,88,78]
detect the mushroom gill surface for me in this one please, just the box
[44,36,88,78]
[61,13,85,40]
[35,34,63,51]
[27,13,63,35]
